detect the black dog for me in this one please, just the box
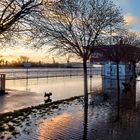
[44,92,52,98]
[44,92,52,103]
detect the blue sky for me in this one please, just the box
[114,0,140,32]
[1,0,140,63]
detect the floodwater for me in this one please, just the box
[3,76,140,140]
[0,75,102,113]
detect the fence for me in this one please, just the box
[0,66,139,80]
[0,68,101,80]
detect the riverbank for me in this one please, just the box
[1,93,140,140]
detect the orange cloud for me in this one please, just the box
[124,15,138,25]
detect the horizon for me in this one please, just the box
[0,0,140,63]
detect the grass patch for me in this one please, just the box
[0,95,83,133]
[8,125,15,132]
[0,126,5,132]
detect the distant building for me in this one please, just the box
[69,62,83,68]
[90,44,140,78]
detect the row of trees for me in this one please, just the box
[0,0,140,101]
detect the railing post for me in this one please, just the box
[0,74,6,95]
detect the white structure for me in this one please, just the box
[102,61,134,78]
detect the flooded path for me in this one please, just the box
[0,76,102,113]
[0,76,140,140]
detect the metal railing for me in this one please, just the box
[0,66,139,80]
[0,68,101,80]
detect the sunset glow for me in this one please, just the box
[0,0,140,63]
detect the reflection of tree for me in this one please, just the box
[83,100,88,140]
[102,74,137,122]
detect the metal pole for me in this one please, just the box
[26,68,28,91]
[89,61,92,93]
[116,61,120,120]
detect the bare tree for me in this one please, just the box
[112,31,140,77]
[101,31,140,76]
[0,0,42,43]
[111,31,140,46]
[17,55,29,63]
[31,0,124,101]
[64,54,73,63]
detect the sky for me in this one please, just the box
[114,0,140,33]
[1,0,140,64]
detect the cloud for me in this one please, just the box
[124,15,139,25]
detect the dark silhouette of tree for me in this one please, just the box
[64,54,73,64]
[17,55,29,63]
[52,57,55,64]
[101,31,140,76]
[118,32,140,76]
[0,0,42,42]
[118,32,140,47]
[110,31,140,47]
[31,0,124,101]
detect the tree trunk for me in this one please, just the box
[132,62,136,77]
[116,61,120,120]
[83,58,88,102]
[82,57,88,139]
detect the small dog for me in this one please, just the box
[44,92,52,98]
[44,92,52,103]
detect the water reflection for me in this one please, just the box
[102,76,136,102]
[102,76,136,119]
[83,98,88,140]
[36,76,138,140]
[0,76,102,113]
[90,76,137,118]
[87,76,138,139]
[28,76,140,140]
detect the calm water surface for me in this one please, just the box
[0,76,102,113]
[6,76,140,140]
